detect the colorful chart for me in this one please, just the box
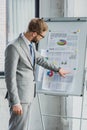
[57,39,67,46]
[47,70,54,77]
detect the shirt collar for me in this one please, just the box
[21,33,31,46]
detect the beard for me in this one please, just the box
[31,36,39,44]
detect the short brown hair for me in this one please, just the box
[27,18,48,34]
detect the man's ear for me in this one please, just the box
[32,32,37,37]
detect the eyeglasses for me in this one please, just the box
[38,33,45,38]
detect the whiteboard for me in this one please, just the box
[36,17,87,96]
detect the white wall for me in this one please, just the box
[66,0,87,17]
[40,0,64,17]
[64,0,74,17]
[74,0,87,17]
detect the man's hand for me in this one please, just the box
[12,104,23,115]
[58,68,70,77]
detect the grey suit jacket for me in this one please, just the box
[5,33,60,106]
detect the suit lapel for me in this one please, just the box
[18,34,33,68]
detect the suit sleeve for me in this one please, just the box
[5,44,20,106]
[35,50,60,72]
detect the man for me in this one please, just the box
[5,18,69,130]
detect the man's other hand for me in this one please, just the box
[12,104,23,115]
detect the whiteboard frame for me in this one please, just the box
[36,17,87,96]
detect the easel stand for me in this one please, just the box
[37,87,86,130]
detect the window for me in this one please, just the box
[7,0,35,41]
[0,0,35,74]
[0,0,6,74]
